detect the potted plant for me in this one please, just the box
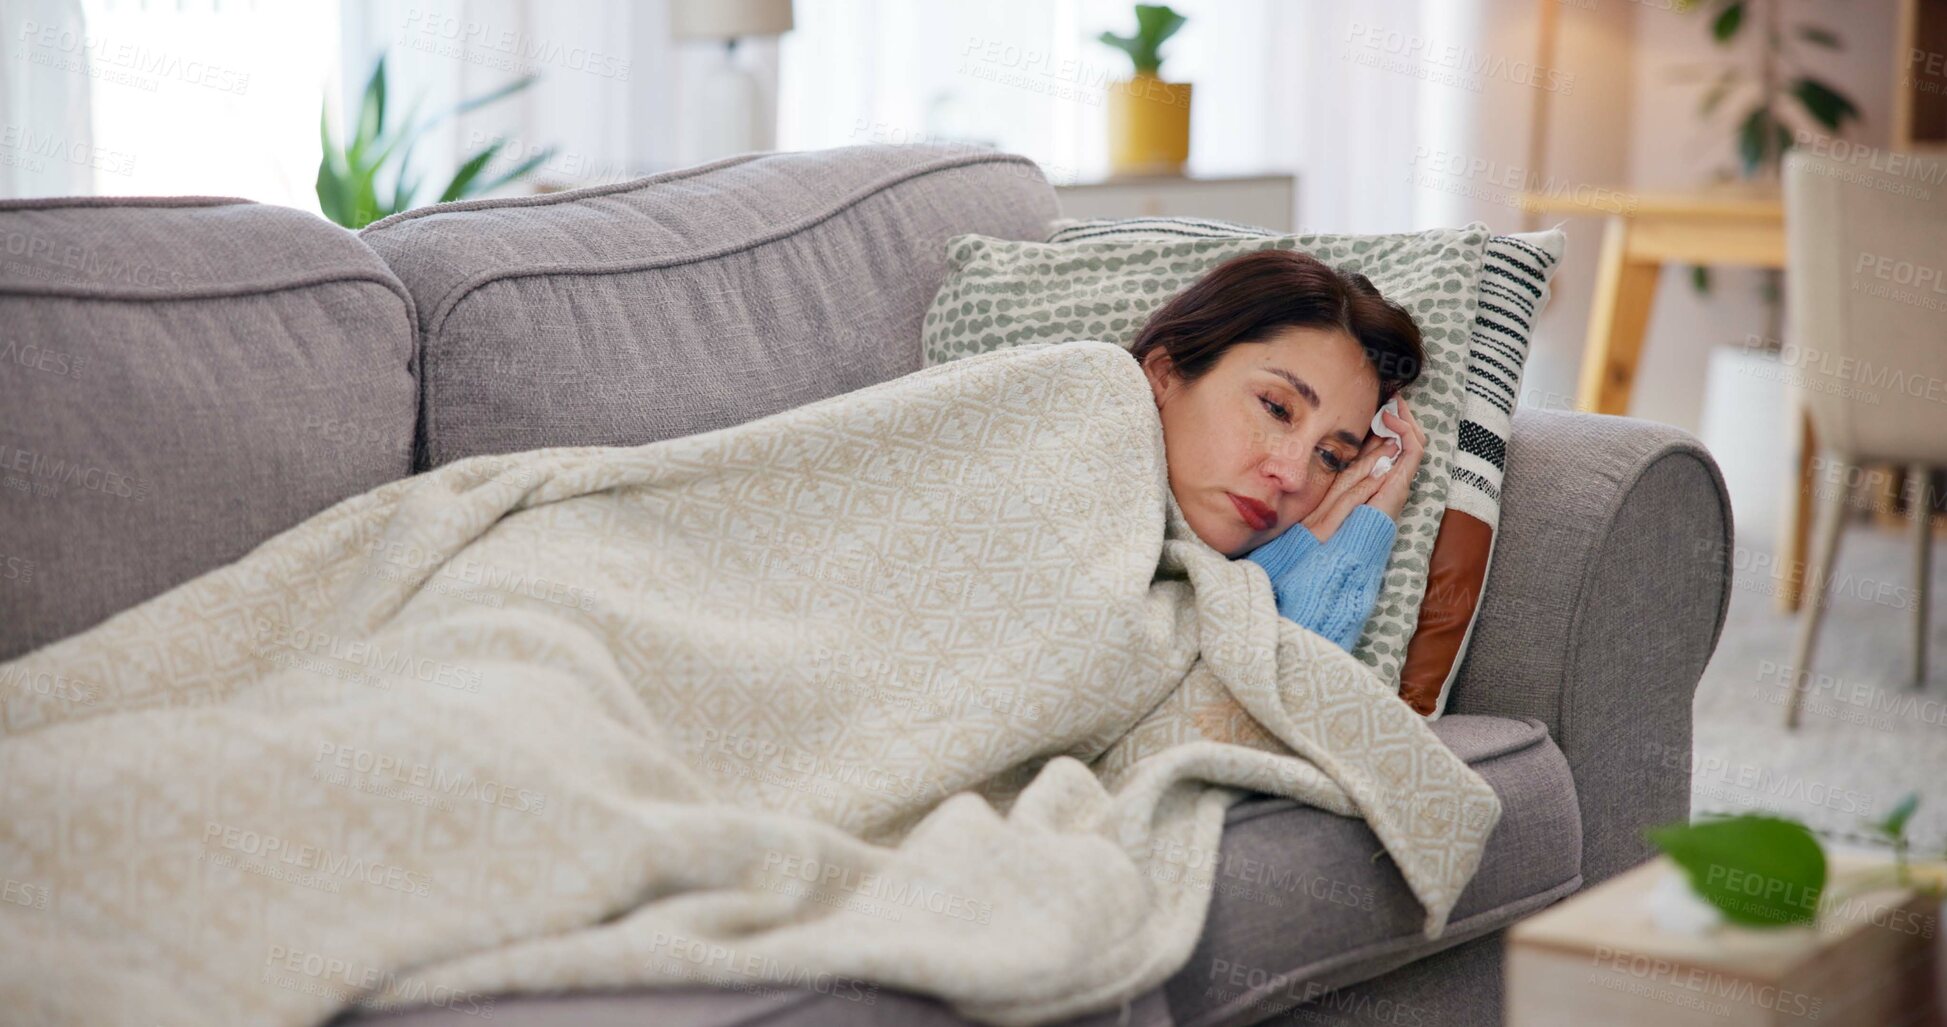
[1677,1,1862,536]
[317,55,557,229]
[1675,0,1859,332]
[1097,4,1190,177]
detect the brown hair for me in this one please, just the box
[1128,249,1426,405]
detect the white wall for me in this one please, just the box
[1518,0,1639,418]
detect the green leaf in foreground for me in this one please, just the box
[1648,814,1826,927]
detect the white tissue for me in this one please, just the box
[1369,397,1401,479]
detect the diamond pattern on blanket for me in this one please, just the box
[0,341,1496,1027]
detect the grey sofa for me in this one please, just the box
[0,143,1733,1027]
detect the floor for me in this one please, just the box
[1691,513,1947,859]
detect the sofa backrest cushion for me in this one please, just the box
[359,143,1059,470]
[0,197,417,660]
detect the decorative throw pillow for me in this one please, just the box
[1400,231,1563,715]
[920,222,1493,690]
[1036,217,1566,716]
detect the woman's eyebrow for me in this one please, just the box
[1264,368,1362,449]
[1264,368,1320,408]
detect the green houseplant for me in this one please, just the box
[317,55,556,229]
[1096,3,1185,77]
[1681,0,1859,182]
[1674,0,1860,318]
[1096,4,1191,176]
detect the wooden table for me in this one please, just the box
[1507,854,1943,1026]
[1520,187,1818,609]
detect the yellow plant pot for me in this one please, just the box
[1107,72,1192,176]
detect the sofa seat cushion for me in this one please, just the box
[1163,714,1582,1027]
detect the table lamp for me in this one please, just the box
[670,0,794,163]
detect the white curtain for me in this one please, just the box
[2,0,342,204]
[1277,0,1557,234]
[1273,0,1430,233]
[4,0,1551,233]
[5,0,693,206]
[773,0,1544,235]
[0,0,93,198]
[336,0,673,203]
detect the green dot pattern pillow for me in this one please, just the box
[918,225,1492,688]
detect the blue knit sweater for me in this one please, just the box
[1238,504,1397,651]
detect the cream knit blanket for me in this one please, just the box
[0,340,1499,1027]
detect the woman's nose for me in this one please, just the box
[1261,449,1308,492]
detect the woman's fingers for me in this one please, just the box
[1381,404,1416,445]
[1379,412,1404,450]
[1348,435,1385,472]
[1380,398,1426,465]
[1340,447,1388,502]
[1300,498,1348,542]
[1340,441,1389,491]
[1305,449,1379,540]
[1310,476,1379,541]
[1322,437,1383,502]
[1304,398,1435,539]
[1384,412,1423,476]
[1398,397,1427,447]
[1356,395,1429,522]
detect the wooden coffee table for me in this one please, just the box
[1506,853,1943,1026]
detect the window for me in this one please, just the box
[777,0,1288,185]
[8,0,341,208]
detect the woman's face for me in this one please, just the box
[1143,326,1381,557]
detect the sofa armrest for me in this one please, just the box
[1445,409,1734,886]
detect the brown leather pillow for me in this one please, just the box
[1398,230,1565,716]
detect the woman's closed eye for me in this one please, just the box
[1261,394,1350,472]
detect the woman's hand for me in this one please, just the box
[1298,396,1427,541]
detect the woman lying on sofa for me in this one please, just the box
[1135,248,1429,651]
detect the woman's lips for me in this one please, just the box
[1227,492,1276,532]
